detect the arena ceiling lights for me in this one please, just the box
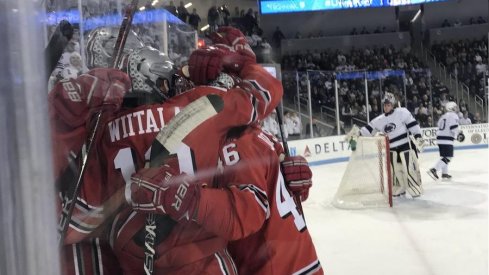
[259,0,449,14]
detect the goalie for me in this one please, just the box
[346,92,425,198]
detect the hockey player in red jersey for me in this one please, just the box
[214,126,322,275]
[49,66,130,275]
[50,27,286,274]
[109,42,284,275]
[128,28,322,274]
[50,26,144,275]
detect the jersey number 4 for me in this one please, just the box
[223,144,306,232]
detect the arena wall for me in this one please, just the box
[288,123,489,166]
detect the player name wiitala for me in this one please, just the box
[108,107,180,142]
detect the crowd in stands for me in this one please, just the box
[45,1,486,137]
[279,44,482,129]
[261,110,303,140]
[349,25,394,36]
[281,25,396,41]
[431,37,488,99]
[441,16,487,28]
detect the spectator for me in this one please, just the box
[289,112,302,138]
[459,111,472,125]
[164,1,177,16]
[332,123,346,135]
[249,29,263,47]
[415,103,429,126]
[220,5,231,26]
[262,111,281,138]
[254,10,260,26]
[234,6,240,17]
[207,5,220,32]
[259,38,272,63]
[272,26,286,48]
[305,119,321,137]
[453,19,462,27]
[350,28,358,35]
[433,102,443,122]
[341,103,353,127]
[176,1,189,23]
[473,112,482,124]
[441,19,450,27]
[242,8,258,35]
[188,8,201,30]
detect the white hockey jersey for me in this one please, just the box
[360,107,421,150]
[436,111,459,145]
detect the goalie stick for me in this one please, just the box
[44,20,73,80]
[57,0,139,247]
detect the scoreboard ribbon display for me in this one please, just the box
[259,0,448,14]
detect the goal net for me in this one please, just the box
[332,136,392,209]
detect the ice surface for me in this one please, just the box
[305,148,488,275]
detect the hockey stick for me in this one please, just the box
[142,94,223,275]
[57,0,139,247]
[275,106,290,156]
[274,106,306,218]
[44,20,73,80]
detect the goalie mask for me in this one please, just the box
[445,101,458,112]
[382,92,397,106]
[125,46,192,101]
[86,27,144,68]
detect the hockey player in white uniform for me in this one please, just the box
[427,101,464,180]
[348,92,425,197]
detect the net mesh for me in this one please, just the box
[332,136,392,209]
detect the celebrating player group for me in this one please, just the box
[49,26,323,275]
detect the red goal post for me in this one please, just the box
[332,135,392,209]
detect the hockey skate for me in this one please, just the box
[441,174,452,180]
[393,191,406,198]
[427,168,439,180]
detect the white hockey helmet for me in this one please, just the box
[382,92,397,106]
[85,27,144,68]
[445,101,458,112]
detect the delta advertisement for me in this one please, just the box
[288,123,489,166]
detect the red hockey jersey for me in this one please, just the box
[195,125,323,275]
[51,63,283,274]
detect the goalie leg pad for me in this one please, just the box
[400,150,423,197]
[390,151,406,196]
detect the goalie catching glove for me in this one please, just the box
[282,156,313,202]
[128,165,202,221]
